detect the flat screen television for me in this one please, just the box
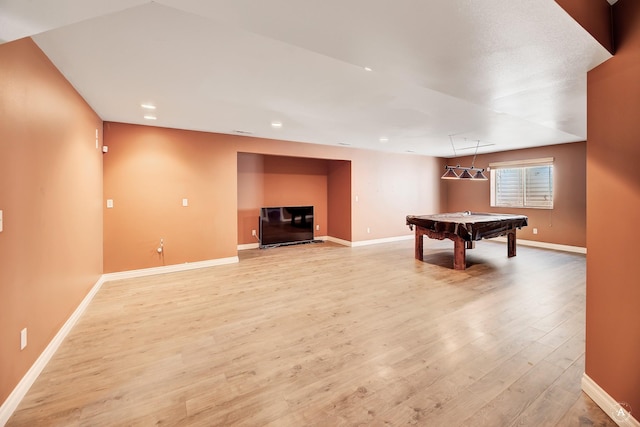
[259,206,314,248]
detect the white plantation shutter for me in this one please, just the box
[495,168,524,207]
[490,158,554,209]
[525,166,553,208]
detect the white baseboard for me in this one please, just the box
[351,234,413,247]
[323,236,351,246]
[490,237,586,254]
[102,257,239,281]
[582,373,639,427]
[237,243,259,250]
[0,275,107,427]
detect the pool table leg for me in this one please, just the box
[453,236,466,270]
[507,229,517,257]
[415,227,424,261]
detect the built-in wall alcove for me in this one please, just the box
[237,153,352,247]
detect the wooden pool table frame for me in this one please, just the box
[407,212,528,270]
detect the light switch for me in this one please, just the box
[182,198,188,207]
[106,199,114,209]
[20,328,27,350]
[0,210,3,232]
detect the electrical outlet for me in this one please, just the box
[251,229,257,237]
[316,225,320,231]
[20,328,27,350]
[533,228,538,235]
[367,227,371,234]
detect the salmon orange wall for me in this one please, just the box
[263,155,328,223]
[104,123,444,272]
[586,0,640,413]
[103,123,239,272]
[555,0,613,53]
[327,160,352,241]
[0,39,103,406]
[445,142,587,248]
[237,154,331,245]
[238,153,265,245]
[233,138,444,243]
[233,139,444,243]
[348,150,445,242]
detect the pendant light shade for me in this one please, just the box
[458,169,474,179]
[441,168,459,179]
[472,169,488,180]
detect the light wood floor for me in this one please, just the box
[8,238,616,426]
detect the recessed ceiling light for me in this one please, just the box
[143,115,157,120]
[379,137,389,143]
[271,121,283,128]
[141,103,156,110]
[364,67,373,72]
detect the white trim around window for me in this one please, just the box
[489,157,554,209]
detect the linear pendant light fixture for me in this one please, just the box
[441,136,488,181]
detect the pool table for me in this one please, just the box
[406,212,528,270]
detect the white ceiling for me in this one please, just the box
[0,0,612,157]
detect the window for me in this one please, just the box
[490,158,553,209]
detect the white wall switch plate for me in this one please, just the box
[20,328,27,350]
[182,198,188,207]
[0,209,3,232]
[106,199,114,209]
